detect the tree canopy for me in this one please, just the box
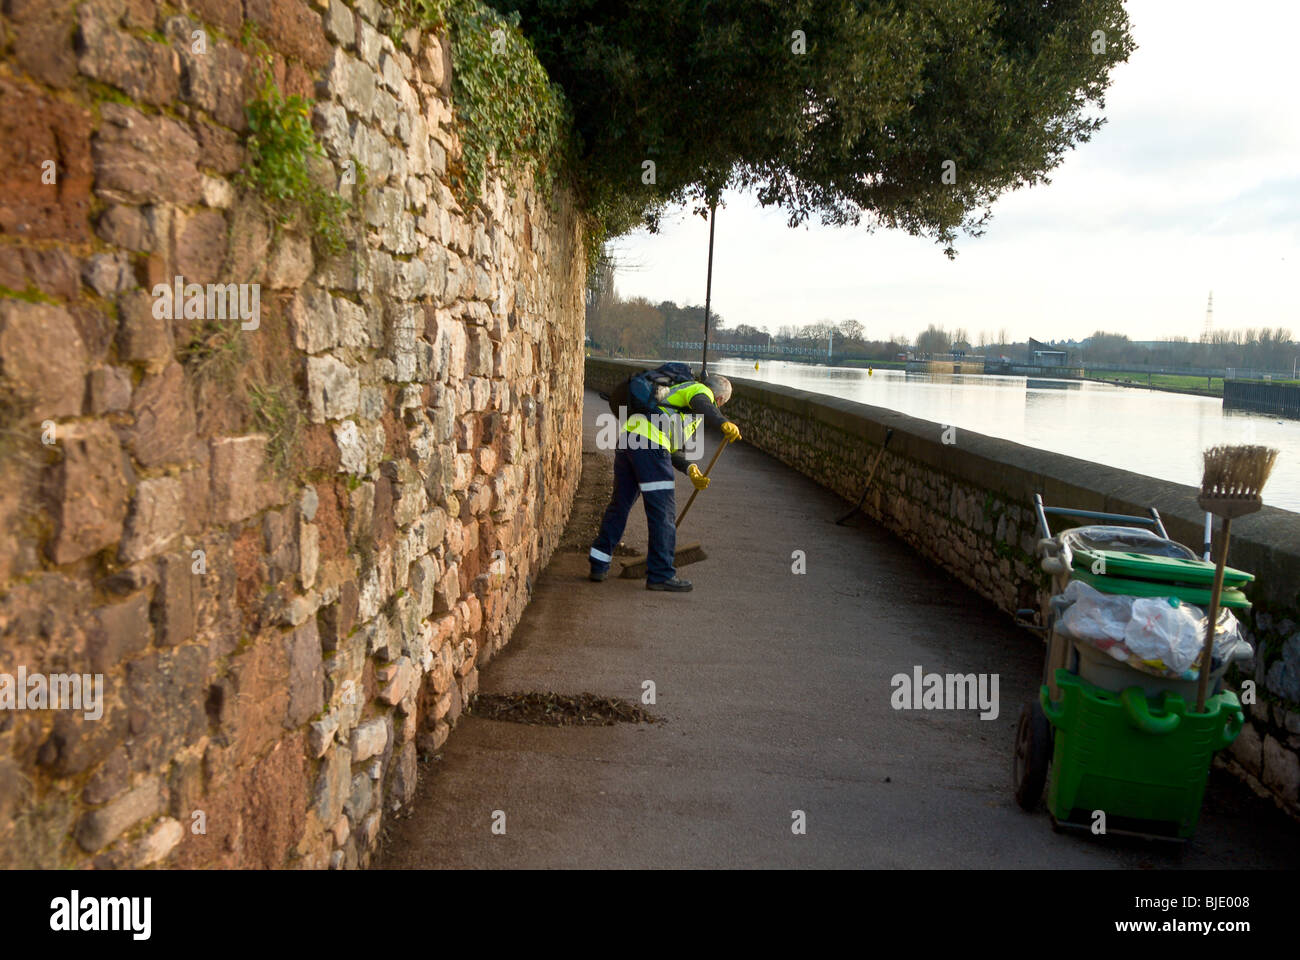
[490,0,1134,254]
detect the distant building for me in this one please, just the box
[1027,337,1068,367]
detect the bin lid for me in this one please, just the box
[1071,567,1252,609]
[1070,549,1253,586]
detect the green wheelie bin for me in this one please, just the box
[1039,670,1244,839]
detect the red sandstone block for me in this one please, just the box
[0,80,93,241]
[243,0,330,70]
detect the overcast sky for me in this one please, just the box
[609,0,1300,345]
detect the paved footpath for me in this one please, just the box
[379,391,1300,868]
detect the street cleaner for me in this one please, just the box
[590,363,741,591]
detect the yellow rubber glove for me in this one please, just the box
[687,464,711,490]
[721,421,742,443]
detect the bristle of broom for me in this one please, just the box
[1200,444,1279,499]
[618,559,647,579]
[674,544,708,566]
[618,544,708,579]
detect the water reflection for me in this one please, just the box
[1025,379,1080,391]
[717,359,1299,513]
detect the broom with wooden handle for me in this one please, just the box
[1195,444,1278,712]
[618,437,731,579]
[674,436,730,527]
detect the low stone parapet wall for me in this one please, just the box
[586,357,1300,818]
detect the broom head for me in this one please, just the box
[1197,444,1278,519]
[618,541,707,578]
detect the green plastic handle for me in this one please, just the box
[1217,704,1244,749]
[1121,686,1180,735]
[1040,685,1064,725]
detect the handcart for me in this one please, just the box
[1012,495,1250,842]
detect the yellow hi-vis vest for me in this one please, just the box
[623,381,715,452]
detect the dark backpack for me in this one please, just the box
[606,362,695,417]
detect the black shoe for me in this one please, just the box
[589,568,607,582]
[646,577,692,592]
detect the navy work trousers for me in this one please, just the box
[589,444,677,583]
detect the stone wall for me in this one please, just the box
[0,0,585,868]
[586,358,1300,819]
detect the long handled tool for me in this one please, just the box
[700,197,717,377]
[619,437,731,579]
[835,428,894,525]
[675,436,729,527]
[1194,444,1277,711]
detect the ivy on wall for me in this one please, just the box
[239,61,352,256]
[241,3,580,261]
[391,0,568,209]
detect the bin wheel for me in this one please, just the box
[1014,700,1051,811]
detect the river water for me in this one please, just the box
[712,359,1300,514]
